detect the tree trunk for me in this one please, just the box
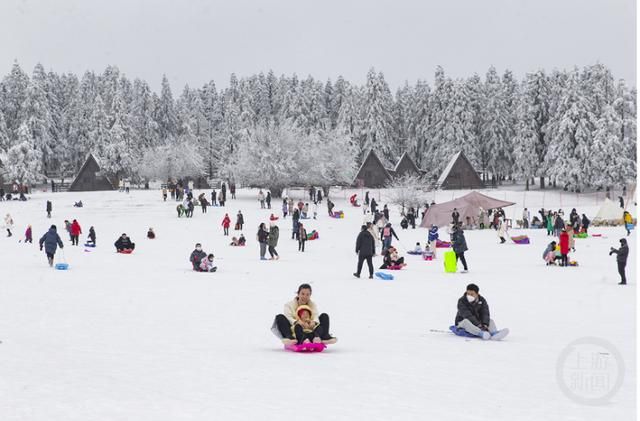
[539,177,545,190]
[270,186,284,198]
[525,179,529,191]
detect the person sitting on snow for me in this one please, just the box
[230,235,246,246]
[272,283,336,346]
[190,243,207,270]
[114,233,135,252]
[413,242,423,254]
[423,242,435,259]
[292,305,323,344]
[147,228,155,239]
[380,246,406,269]
[454,283,508,340]
[199,253,217,272]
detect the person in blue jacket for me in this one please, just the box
[39,225,64,267]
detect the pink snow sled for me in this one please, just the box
[436,240,451,248]
[285,342,327,352]
[511,235,530,245]
[117,249,134,254]
[385,264,404,270]
[331,211,344,219]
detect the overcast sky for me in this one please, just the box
[0,0,636,92]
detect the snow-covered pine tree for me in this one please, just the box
[589,105,629,190]
[156,75,178,143]
[22,64,55,172]
[546,69,596,190]
[613,80,637,181]
[362,69,395,164]
[480,66,509,182]
[3,123,42,185]
[0,61,30,140]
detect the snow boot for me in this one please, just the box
[479,331,491,340]
[48,257,53,267]
[490,329,510,341]
[353,273,360,278]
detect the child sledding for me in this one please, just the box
[114,233,135,253]
[380,246,406,270]
[349,194,360,207]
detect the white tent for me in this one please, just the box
[593,198,623,225]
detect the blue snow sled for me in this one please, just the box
[84,243,96,248]
[55,263,69,270]
[375,272,394,280]
[449,325,476,338]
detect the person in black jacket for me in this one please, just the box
[609,238,629,285]
[455,283,507,340]
[114,233,135,252]
[354,225,375,278]
[39,225,64,267]
[451,224,469,272]
[190,243,207,271]
[452,208,460,225]
[46,200,52,218]
[257,223,269,260]
[581,214,590,233]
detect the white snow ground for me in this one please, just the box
[0,187,635,421]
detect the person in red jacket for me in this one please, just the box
[70,219,82,246]
[221,213,231,236]
[559,229,570,266]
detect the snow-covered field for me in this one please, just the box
[0,187,635,421]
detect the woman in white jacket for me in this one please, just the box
[497,218,508,244]
[5,213,13,237]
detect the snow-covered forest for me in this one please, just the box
[0,62,636,190]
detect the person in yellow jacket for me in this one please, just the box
[271,283,337,345]
[623,211,633,236]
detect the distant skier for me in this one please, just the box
[609,238,629,285]
[454,283,508,340]
[39,225,64,267]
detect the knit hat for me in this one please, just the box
[296,305,313,319]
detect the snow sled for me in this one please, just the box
[449,325,476,338]
[436,239,451,248]
[84,243,96,248]
[511,235,530,244]
[626,223,634,231]
[574,232,588,239]
[423,253,434,261]
[444,250,457,273]
[591,233,603,237]
[385,265,404,270]
[331,211,344,219]
[449,325,509,340]
[375,272,394,280]
[117,249,134,254]
[568,261,579,267]
[307,230,319,240]
[55,263,69,270]
[285,342,327,353]
[407,251,422,255]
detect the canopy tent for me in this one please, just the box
[420,191,515,228]
[593,198,623,225]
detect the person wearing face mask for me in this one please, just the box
[189,243,207,271]
[271,283,337,346]
[454,283,509,340]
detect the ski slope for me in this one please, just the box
[0,187,635,421]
